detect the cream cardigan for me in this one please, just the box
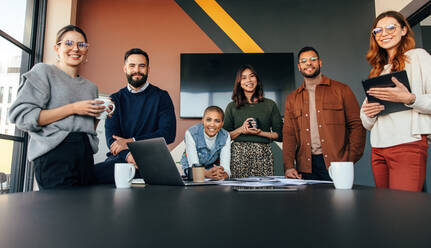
[360,48,431,147]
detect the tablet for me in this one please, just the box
[362,70,412,116]
[232,186,298,192]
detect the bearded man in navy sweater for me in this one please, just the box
[94,48,176,184]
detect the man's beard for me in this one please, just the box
[127,72,148,88]
[301,66,320,78]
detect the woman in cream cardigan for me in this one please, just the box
[361,11,431,192]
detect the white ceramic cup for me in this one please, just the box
[95,97,115,119]
[114,163,136,189]
[328,162,354,189]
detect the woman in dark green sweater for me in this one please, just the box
[223,64,283,178]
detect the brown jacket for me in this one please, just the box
[283,75,365,173]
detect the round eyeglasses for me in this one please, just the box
[299,56,318,64]
[57,40,89,50]
[372,24,399,37]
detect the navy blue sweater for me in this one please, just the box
[105,84,176,160]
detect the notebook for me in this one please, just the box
[362,70,412,115]
[127,137,220,186]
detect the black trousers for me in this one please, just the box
[33,133,95,190]
[301,154,331,181]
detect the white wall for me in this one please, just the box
[374,0,413,16]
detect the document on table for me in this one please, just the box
[131,178,145,184]
[219,181,292,187]
[276,178,333,185]
[233,176,279,182]
[219,177,333,187]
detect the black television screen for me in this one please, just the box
[180,53,295,118]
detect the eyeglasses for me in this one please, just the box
[372,24,399,37]
[57,40,89,50]
[299,56,318,64]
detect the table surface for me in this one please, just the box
[1,184,431,248]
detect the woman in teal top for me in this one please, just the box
[223,64,283,178]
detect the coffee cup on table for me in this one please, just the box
[192,164,205,183]
[95,96,115,119]
[184,167,193,181]
[328,162,354,189]
[114,163,136,188]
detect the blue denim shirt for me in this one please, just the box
[181,123,228,171]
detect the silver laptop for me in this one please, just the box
[127,137,219,186]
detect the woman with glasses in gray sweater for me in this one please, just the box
[9,25,106,189]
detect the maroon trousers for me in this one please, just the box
[371,136,428,192]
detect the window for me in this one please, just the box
[0,0,46,193]
[8,86,13,103]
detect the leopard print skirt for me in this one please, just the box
[230,142,274,178]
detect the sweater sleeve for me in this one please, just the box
[407,49,431,114]
[270,101,283,142]
[184,130,200,168]
[219,134,231,177]
[105,93,122,149]
[360,98,377,130]
[9,64,51,132]
[223,102,235,131]
[104,93,132,160]
[134,91,176,144]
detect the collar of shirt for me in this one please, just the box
[127,82,149,93]
[298,75,331,93]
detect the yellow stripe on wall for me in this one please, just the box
[194,0,264,53]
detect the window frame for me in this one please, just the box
[0,0,46,193]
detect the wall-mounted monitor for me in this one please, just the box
[180,53,296,118]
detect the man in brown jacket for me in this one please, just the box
[283,46,365,180]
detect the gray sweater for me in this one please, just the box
[9,63,99,161]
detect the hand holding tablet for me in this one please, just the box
[362,70,412,116]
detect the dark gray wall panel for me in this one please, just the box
[175,0,242,52]
[176,0,431,188]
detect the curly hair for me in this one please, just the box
[366,11,415,78]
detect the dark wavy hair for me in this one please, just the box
[366,11,415,78]
[231,64,264,108]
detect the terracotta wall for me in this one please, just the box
[76,0,221,149]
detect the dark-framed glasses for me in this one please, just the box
[299,56,318,64]
[57,40,89,50]
[372,24,399,37]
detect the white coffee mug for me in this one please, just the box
[114,163,136,189]
[328,162,354,189]
[95,97,115,119]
